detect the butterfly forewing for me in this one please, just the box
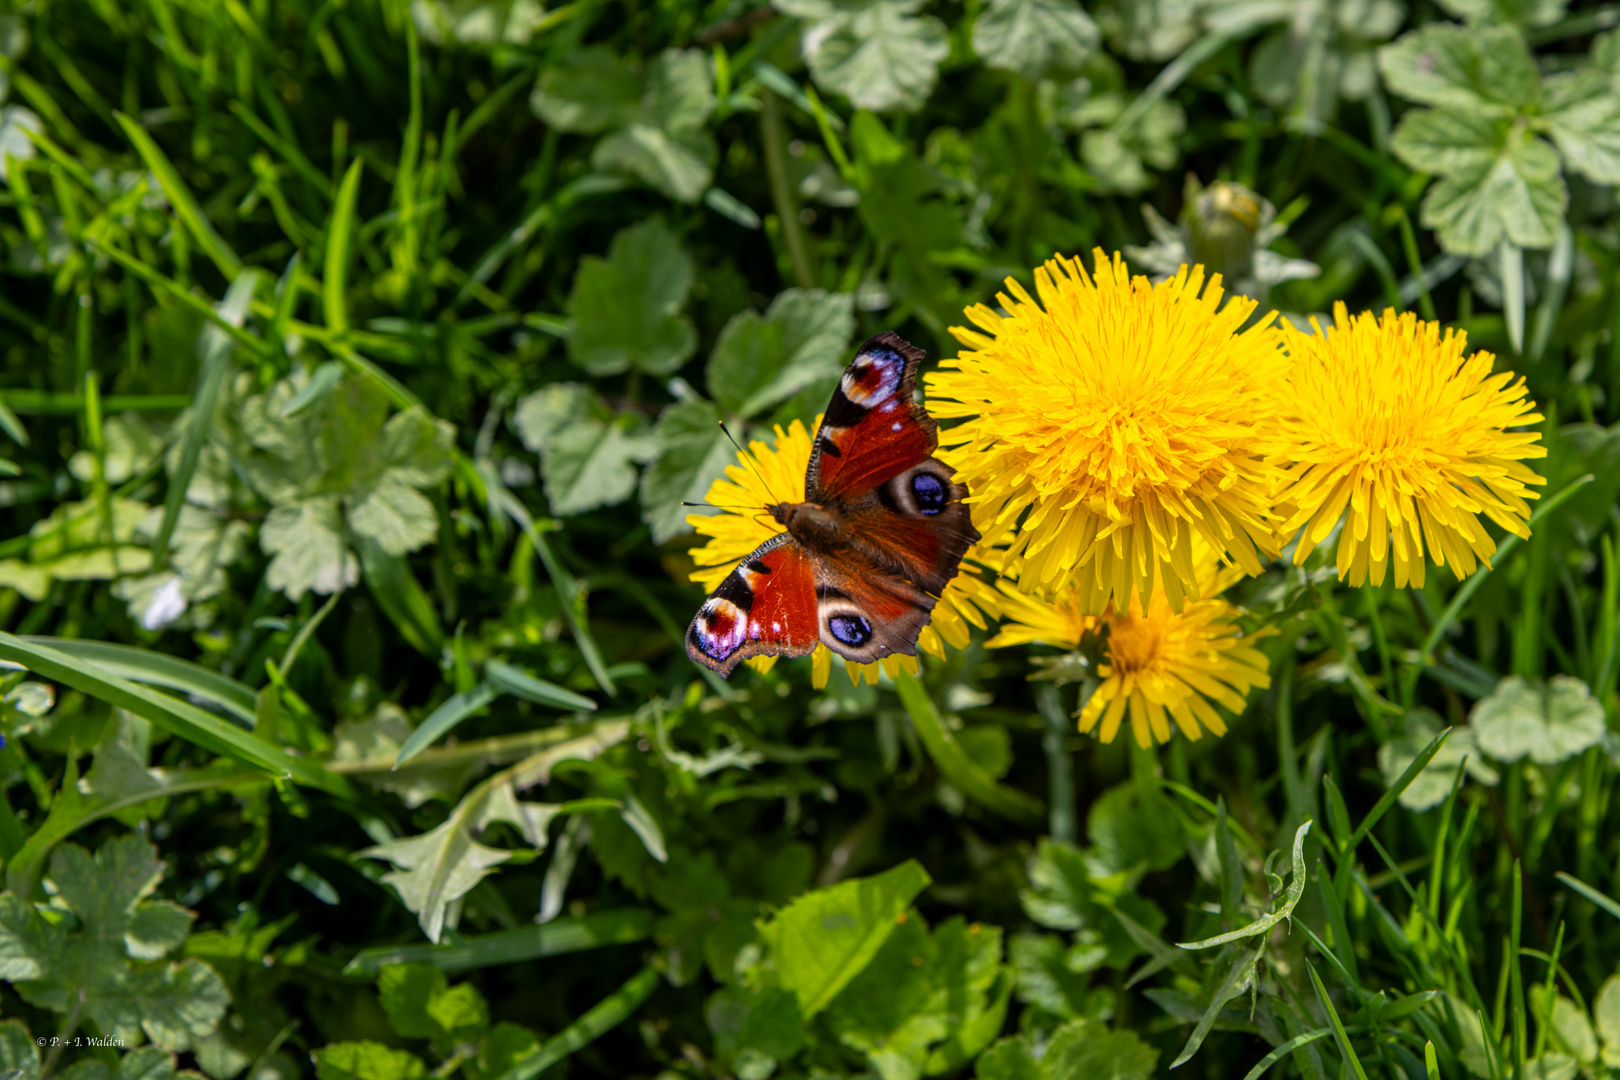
[686,534,820,676]
[806,332,938,503]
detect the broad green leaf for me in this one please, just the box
[707,289,856,418]
[1377,709,1498,811]
[511,383,658,516]
[706,984,807,1074]
[1528,986,1597,1062]
[1420,132,1566,255]
[825,914,1009,1080]
[529,48,642,132]
[379,964,490,1052]
[591,51,716,202]
[1390,108,1505,174]
[1377,24,1539,113]
[1471,674,1607,764]
[566,219,696,377]
[1008,932,1103,1018]
[1040,1017,1159,1080]
[1539,69,1620,185]
[1594,976,1620,1061]
[313,1043,428,1080]
[1437,0,1567,29]
[638,400,733,544]
[757,860,931,1018]
[1019,839,1096,931]
[262,495,358,599]
[466,1024,540,1080]
[972,0,1099,82]
[1088,782,1184,876]
[0,834,229,1051]
[779,0,950,114]
[0,1018,40,1080]
[976,1037,1041,1080]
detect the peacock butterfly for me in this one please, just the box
[686,332,980,676]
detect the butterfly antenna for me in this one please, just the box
[718,421,772,492]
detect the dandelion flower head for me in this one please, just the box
[989,544,1270,748]
[926,249,1287,617]
[687,418,996,687]
[1270,304,1547,588]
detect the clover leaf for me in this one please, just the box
[1378,708,1498,811]
[1380,21,1620,256]
[531,48,715,202]
[0,834,228,1052]
[566,218,697,378]
[972,0,1099,83]
[379,964,489,1054]
[512,383,658,517]
[776,0,949,114]
[1471,674,1607,765]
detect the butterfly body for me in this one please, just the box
[687,333,979,677]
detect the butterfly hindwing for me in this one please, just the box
[686,534,820,676]
[851,459,979,596]
[813,550,938,665]
[806,332,937,502]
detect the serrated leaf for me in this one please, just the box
[779,0,949,114]
[1539,69,1620,184]
[706,983,806,1072]
[1377,709,1498,811]
[1390,107,1506,174]
[511,383,658,516]
[0,834,228,1051]
[348,477,439,556]
[262,496,359,600]
[1420,131,1566,254]
[638,401,733,544]
[1040,1017,1159,1080]
[1593,976,1620,1059]
[1437,0,1567,29]
[567,218,697,377]
[972,0,1099,82]
[1019,839,1096,931]
[1471,675,1607,764]
[1378,24,1539,112]
[0,1018,40,1080]
[757,860,931,1018]
[313,1043,427,1080]
[532,48,715,200]
[707,289,856,418]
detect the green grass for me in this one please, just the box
[0,2,1618,1079]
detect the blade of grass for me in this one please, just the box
[1307,961,1371,1080]
[227,101,335,197]
[894,671,1044,824]
[1334,727,1451,895]
[395,683,502,768]
[0,633,354,798]
[1418,475,1594,662]
[1501,241,1525,353]
[1180,820,1313,949]
[324,159,364,334]
[344,909,654,974]
[83,236,271,358]
[485,659,596,711]
[113,111,241,279]
[1241,1030,1336,1080]
[1555,872,1620,921]
[153,268,259,561]
[24,637,256,726]
[493,966,660,1080]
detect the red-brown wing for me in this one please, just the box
[813,547,939,665]
[845,460,979,596]
[805,332,937,503]
[686,533,820,677]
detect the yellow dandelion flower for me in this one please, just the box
[989,548,1270,748]
[1270,304,1547,588]
[687,418,997,688]
[926,249,1287,617]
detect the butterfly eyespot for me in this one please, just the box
[911,472,947,515]
[828,613,873,646]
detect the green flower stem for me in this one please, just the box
[761,89,816,289]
